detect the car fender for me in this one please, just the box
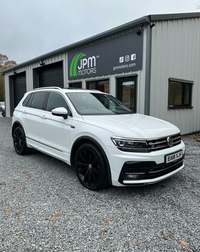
[70,135,112,185]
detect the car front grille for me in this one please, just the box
[147,133,181,151]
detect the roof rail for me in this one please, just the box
[34,86,62,90]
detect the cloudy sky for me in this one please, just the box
[1,0,199,64]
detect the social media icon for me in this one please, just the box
[119,57,124,63]
[131,54,136,60]
[125,55,130,62]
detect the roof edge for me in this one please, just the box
[1,16,149,74]
[2,12,200,74]
[149,12,200,22]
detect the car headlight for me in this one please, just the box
[111,137,150,152]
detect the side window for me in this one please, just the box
[22,93,33,107]
[168,78,193,109]
[46,92,71,115]
[30,92,47,110]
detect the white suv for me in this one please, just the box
[12,87,185,190]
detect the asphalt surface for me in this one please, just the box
[0,117,200,252]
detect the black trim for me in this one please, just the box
[168,106,193,110]
[118,154,184,185]
[26,136,64,152]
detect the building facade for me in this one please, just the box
[2,13,200,135]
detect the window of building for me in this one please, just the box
[86,80,109,93]
[168,78,193,109]
[116,76,137,112]
[69,82,82,89]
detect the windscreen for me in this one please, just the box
[67,92,132,115]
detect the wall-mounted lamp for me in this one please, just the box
[136,23,143,36]
[150,23,155,28]
[12,70,17,74]
[39,60,45,66]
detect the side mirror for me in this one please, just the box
[51,107,68,119]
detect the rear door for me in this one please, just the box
[22,91,48,149]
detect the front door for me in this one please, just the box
[116,76,137,112]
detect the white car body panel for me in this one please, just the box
[12,88,185,189]
[82,114,180,139]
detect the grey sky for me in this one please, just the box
[0,0,199,64]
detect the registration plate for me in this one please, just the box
[166,150,183,164]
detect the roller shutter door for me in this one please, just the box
[38,62,63,88]
[13,73,26,107]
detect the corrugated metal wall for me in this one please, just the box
[150,17,200,134]
[4,54,67,117]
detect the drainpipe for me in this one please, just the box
[144,16,154,115]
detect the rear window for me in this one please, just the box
[29,92,48,110]
[22,94,33,107]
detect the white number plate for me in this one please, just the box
[166,150,183,164]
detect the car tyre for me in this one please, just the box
[74,143,108,190]
[13,126,30,155]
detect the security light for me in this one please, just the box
[39,60,45,66]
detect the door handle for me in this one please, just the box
[41,115,46,119]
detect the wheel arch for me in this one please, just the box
[70,136,112,185]
[12,121,24,137]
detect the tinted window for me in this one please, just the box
[69,82,82,88]
[168,79,193,109]
[46,92,70,114]
[30,92,47,110]
[87,79,109,92]
[22,93,33,107]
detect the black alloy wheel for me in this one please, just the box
[13,126,30,155]
[74,143,108,190]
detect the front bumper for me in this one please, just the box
[107,141,185,187]
[118,155,184,185]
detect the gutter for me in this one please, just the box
[144,15,155,115]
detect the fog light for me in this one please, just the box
[124,173,145,180]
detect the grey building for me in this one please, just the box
[2,12,200,135]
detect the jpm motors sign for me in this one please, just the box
[68,32,143,80]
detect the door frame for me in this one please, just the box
[116,76,137,113]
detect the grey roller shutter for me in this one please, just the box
[13,73,26,107]
[38,62,63,88]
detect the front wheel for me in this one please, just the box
[13,126,30,155]
[74,143,108,190]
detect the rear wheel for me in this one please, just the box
[13,126,30,155]
[74,143,108,190]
